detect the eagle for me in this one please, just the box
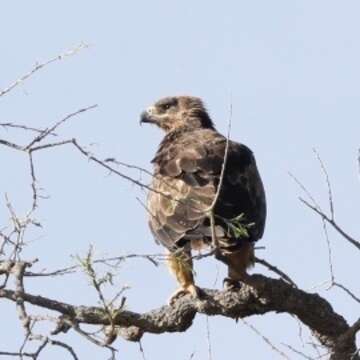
[140,96,266,304]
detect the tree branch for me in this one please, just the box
[0,274,358,359]
[255,257,296,287]
[0,43,88,98]
[300,198,360,251]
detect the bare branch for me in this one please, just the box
[291,157,360,253]
[313,148,335,220]
[0,43,89,98]
[1,114,204,217]
[241,318,291,359]
[70,138,173,200]
[77,246,118,344]
[209,101,232,213]
[333,282,360,304]
[357,149,360,182]
[0,122,57,136]
[23,253,164,278]
[205,317,213,360]
[25,104,98,150]
[281,343,314,360]
[0,139,24,151]
[0,274,358,359]
[207,101,232,250]
[139,341,147,360]
[321,219,335,285]
[300,198,360,251]
[29,139,75,152]
[49,339,79,360]
[255,257,296,287]
[71,321,117,354]
[104,157,154,178]
[289,172,322,212]
[0,337,79,360]
[28,152,38,213]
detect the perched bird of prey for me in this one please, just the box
[140,96,266,304]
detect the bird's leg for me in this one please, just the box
[222,242,257,290]
[167,246,200,305]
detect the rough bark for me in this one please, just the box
[1,274,358,359]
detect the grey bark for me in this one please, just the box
[1,274,358,359]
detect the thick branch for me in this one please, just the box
[0,274,357,359]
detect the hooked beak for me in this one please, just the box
[140,107,157,126]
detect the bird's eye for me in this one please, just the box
[158,98,177,112]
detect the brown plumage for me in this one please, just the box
[140,96,266,303]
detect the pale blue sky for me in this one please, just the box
[1,1,359,359]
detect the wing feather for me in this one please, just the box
[148,128,266,251]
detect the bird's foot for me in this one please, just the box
[223,277,241,291]
[168,284,201,306]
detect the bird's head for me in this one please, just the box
[140,96,214,133]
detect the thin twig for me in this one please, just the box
[281,343,314,360]
[0,43,89,98]
[0,122,57,136]
[255,257,297,287]
[0,139,24,151]
[28,152,38,213]
[241,319,291,359]
[71,138,187,203]
[333,282,360,304]
[291,160,360,252]
[205,317,213,360]
[25,104,98,150]
[1,120,204,216]
[139,341,147,360]
[30,139,75,152]
[207,100,232,250]
[49,339,79,360]
[321,219,335,286]
[104,158,154,178]
[313,148,335,220]
[70,320,117,354]
[24,253,165,278]
[72,322,108,347]
[288,172,322,212]
[80,246,116,341]
[208,102,232,213]
[300,198,360,251]
[357,149,360,183]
